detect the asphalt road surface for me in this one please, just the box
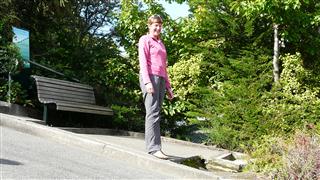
[0,126,172,179]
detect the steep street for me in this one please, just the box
[1,126,171,179]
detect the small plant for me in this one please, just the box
[276,130,320,179]
[244,135,284,175]
[246,129,320,179]
[111,105,144,132]
[0,80,31,105]
[0,37,27,104]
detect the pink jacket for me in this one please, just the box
[138,34,172,91]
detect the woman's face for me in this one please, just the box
[148,22,162,39]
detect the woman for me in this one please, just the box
[138,14,174,159]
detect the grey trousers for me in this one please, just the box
[140,74,166,153]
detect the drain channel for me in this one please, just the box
[171,153,247,173]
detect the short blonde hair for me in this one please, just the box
[148,14,163,25]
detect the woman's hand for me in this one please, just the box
[167,88,174,101]
[145,83,154,94]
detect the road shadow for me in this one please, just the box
[0,158,23,165]
[168,155,208,171]
[167,155,186,162]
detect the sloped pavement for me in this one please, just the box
[0,113,260,179]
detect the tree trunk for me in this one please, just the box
[273,24,280,82]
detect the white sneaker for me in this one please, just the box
[152,150,169,160]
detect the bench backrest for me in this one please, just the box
[32,75,96,105]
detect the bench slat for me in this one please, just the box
[39,96,94,105]
[37,90,95,104]
[37,86,95,102]
[56,102,113,116]
[33,75,93,90]
[37,82,93,94]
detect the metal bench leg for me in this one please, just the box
[43,104,48,124]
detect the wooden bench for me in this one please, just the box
[32,75,113,124]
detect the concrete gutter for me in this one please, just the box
[1,113,224,179]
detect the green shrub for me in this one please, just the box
[276,131,320,179]
[187,52,320,153]
[168,54,202,101]
[0,43,21,74]
[262,53,320,135]
[246,130,320,179]
[244,53,320,175]
[201,79,269,150]
[0,36,28,104]
[0,80,31,105]
[111,105,144,132]
[244,135,284,175]
[184,48,273,150]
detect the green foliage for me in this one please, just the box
[92,56,141,108]
[0,9,20,74]
[244,135,283,174]
[182,48,273,150]
[0,0,15,27]
[281,53,320,95]
[111,105,144,132]
[0,44,21,74]
[169,54,202,100]
[232,0,320,62]
[246,130,320,179]
[163,2,320,163]
[191,51,320,152]
[0,25,28,104]
[212,52,320,174]
[161,98,187,137]
[163,99,187,117]
[261,54,320,134]
[25,0,119,81]
[0,80,31,105]
[277,131,320,179]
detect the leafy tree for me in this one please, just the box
[0,4,26,104]
[231,0,320,81]
[13,0,118,79]
[161,1,320,155]
[9,0,122,102]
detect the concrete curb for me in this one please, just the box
[60,127,230,151]
[0,113,224,179]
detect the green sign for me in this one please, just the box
[12,27,30,68]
